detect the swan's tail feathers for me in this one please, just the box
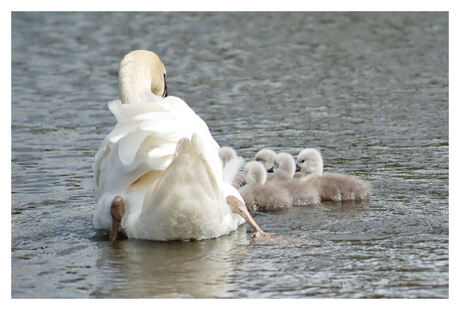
[142,132,221,216]
[175,133,204,157]
[223,155,245,186]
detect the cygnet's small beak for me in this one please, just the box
[227,195,265,236]
[267,167,274,173]
[295,164,301,172]
[110,196,126,241]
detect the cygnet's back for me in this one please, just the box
[238,161,292,211]
[306,173,371,202]
[219,146,246,188]
[296,148,371,202]
[272,153,320,206]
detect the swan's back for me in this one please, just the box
[93,93,242,240]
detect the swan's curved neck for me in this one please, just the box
[118,50,166,105]
[119,64,153,105]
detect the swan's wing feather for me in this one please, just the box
[118,130,151,166]
[148,143,177,158]
[134,112,175,121]
[109,98,167,122]
[107,123,138,143]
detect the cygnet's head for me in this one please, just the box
[272,152,296,180]
[243,161,267,185]
[119,50,168,104]
[296,148,323,176]
[219,146,237,166]
[254,148,277,171]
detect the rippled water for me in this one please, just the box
[12,12,448,298]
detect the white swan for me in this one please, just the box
[93,50,264,241]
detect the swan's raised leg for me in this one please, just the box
[110,196,126,241]
[226,195,265,237]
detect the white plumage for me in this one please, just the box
[93,50,260,241]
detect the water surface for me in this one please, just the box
[12,12,448,298]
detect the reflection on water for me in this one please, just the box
[91,227,250,298]
[12,12,448,298]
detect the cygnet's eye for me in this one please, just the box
[255,157,262,162]
[299,159,305,163]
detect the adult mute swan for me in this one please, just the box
[93,50,264,241]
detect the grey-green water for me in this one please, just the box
[12,12,448,298]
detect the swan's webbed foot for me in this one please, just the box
[227,195,265,236]
[110,196,126,241]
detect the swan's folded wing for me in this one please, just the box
[95,93,224,197]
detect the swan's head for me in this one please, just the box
[244,161,267,185]
[296,148,323,176]
[272,152,296,180]
[254,148,277,171]
[119,50,168,104]
[219,146,237,166]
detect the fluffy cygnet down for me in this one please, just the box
[238,161,293,211]
[219,146,246,188]
[219,146,237,166]
[271,153,321,206]
[296,148,372,202]
[254,148,281,183]
[254,148,276,170]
